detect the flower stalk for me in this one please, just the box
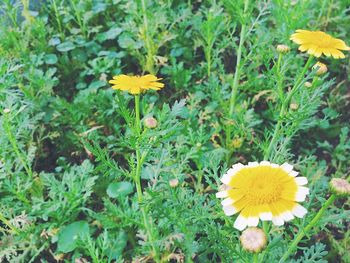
[140,0,155,74]
[228,0,249,116]
[225,0,249,155]
[279,194,336,262]
[264,56,313,160]
[133,95,159,261]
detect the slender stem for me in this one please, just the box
[262,221,269,235]
[133,95,159,261]
[253,253,258,263]
[276,53,284,100]
[21,0,32,24]
[226,0,249,154]
[51,0,62,34]
[228,0,249,116]
[135,95,141,133]
[264,56,313,160]
[141,0,154,74]
[279,194,336,262]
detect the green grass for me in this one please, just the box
[0,0,349,262]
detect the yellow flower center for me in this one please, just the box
[228,165,298,206]
[245,176,283,205]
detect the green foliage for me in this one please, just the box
[57,221,90,253]
[0,0,349,262]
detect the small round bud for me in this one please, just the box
[232,137,243,149]
[3,108,11,113]
[169,178,179,188]
[290,103,298,110]
[330,178,350,196]
[240,227,267,253]
[99,73,107,82]
[313,62,327,75]
[144,117,157,129]
[276,44,290,53]
[304,81,312,88]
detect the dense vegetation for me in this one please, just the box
[0,0,349,262]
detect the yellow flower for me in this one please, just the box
[290,29,350,59]
[109,74,164,95]
[216,161,309,230]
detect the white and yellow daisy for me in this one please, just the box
[216,161,309,231]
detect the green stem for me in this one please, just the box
[264,56,313,160]
[279,194,336,262]
[253,253,258,263]
[276,53,284,100]
[262,220,269,235]
[226,0,249,154]
[51,0,62,34]
[135,95,141,133]
[141,0,155,74]
[70,0,87,39]
[228,0,249,116]
[133,95,159,262]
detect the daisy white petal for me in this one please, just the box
[216,191,228,198]
[221,198,234,206]
[247,217,259,227]
[292,204,307,218]
[289,171,299,177]
[281,163,293,173]
[294,177,308,186]
[259,212,273,221]
[234,215,248,231]
[272,216,284,226]
[223,205,238,216]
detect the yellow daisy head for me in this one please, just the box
[290,29,350,59]
[109,74,164,95]
[216,161,309,231]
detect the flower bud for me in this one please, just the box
[304,81,312,88]
[276,44,290,53]
[313,62,327,75]
[290,103,298,110]
[169,178,179,188]
[240,227,267,253]
[144,117,157,129]
[330,178,350,196]
[232,137,243,149]
[3,108,11,113]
